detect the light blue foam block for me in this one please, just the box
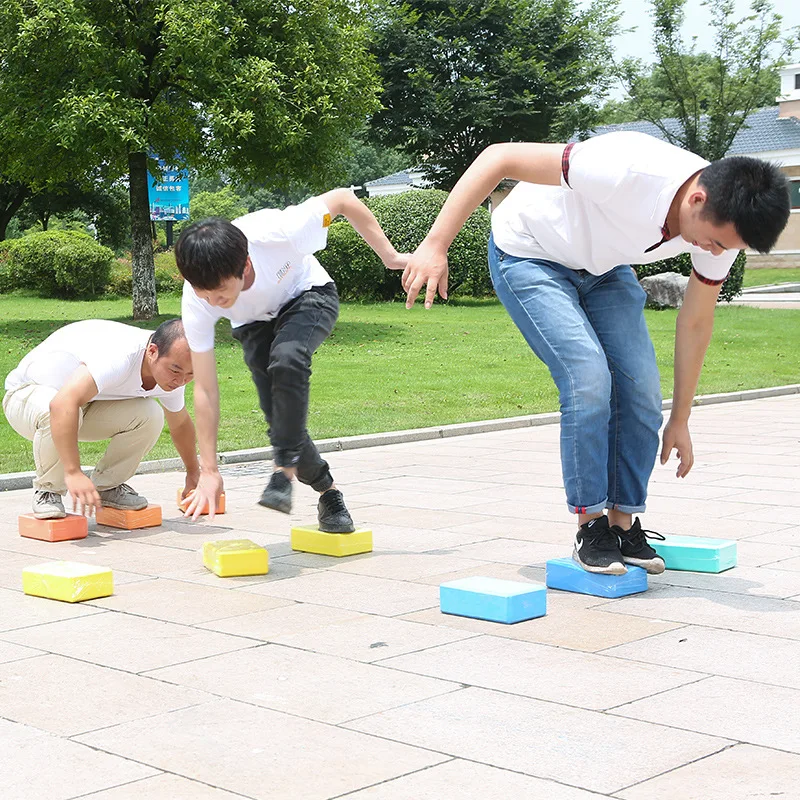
[439,577,547,624]
[651,535,736,573]
[546,557,648,598]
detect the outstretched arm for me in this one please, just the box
[164,407,200,499]
[321,188,407,272]
[403,142,565,308]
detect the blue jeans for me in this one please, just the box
[488,236,663,514]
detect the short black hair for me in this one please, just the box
[698,156,790,253]
[149,318,186,357]
[175,217,248,290]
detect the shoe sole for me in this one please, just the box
[319,523,356,534]
[258,497,292,514]
[33,511,67,520]
[624,556,666,575]
[100,503,148,511]
[572,549,627,576]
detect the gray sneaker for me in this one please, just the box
[32,490,66,519]
[98,483,148,511]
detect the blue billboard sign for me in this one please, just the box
[148,160,190,221]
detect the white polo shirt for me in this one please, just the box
[182,196,333,353]
[491,131,738,283]
[4,320,186,412]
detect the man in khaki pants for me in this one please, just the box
[3,318,198,518]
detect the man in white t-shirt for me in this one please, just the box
[402,132,790,575]
[3,318,198,519]
[175,190,406,529]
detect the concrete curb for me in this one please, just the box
[3,384,799,491]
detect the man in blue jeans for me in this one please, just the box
[403,132,790,575]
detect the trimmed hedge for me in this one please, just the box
[0,231,114,298]
[634,251,745,303]
[318,190,492,301]
[106,252,183,297]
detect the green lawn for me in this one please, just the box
[743,268,800,288]
[0,293,799,473]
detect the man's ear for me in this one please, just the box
[688,187,708,208]
[147,342,160,360]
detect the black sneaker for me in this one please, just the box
[318,488,355,533]
[258,470,292,514]
[573,516,627,575]
[614,518,666,575]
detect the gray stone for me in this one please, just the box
[640,271,690,308]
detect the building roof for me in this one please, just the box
[581,106,800,155]
[365,169,420,188]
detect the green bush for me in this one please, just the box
[0,231,114,298]
[318,190,492,301]
[106,251,183,297]
[634,251,745,303]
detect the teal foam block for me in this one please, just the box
[439,577,547,624]
[651,535,736,573]
[546,558,648,598]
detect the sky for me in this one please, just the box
[594,0,800,99]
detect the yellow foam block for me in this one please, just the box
[22,561,113,603]
[203,539,268,577]
[291,525,373,557]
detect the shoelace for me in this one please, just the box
[322,491,346,514]
[39,491,61,504]
[617,522,665,549]
[586,527,625,552]
[116,483,137,496]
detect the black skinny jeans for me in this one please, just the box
[231,282,338,492]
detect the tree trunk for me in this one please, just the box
[128,151,158,320]
[0,181,29,241]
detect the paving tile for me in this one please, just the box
[603,625,800,690]
[147,644,457,724]
[597,585,800,640]
[442,517,578,544]
[2,611,254,673]
[614,676,800,752]
[345,687,728,795]
[0,586,105,632]
[449,538,568,565]
[327,552,490,580]
[343,758,608,799]
[378,635,701,710]
[197,602,366,639]
[617,744,800,800]
[353,505,494,530]
[272,615,476,662]
[239,571,439,616]
[0,718,158,800]
[76,773,244,799]
[411,561,545,587]
[75,699,448,799]
[0,654,210,735]
[88,577,294,624]
[736,541,800,567]
[652,564,800,599]
[0,638,42,664]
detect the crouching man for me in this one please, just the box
[3,318,198,518]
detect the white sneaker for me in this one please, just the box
[32,490,66,519]
[98,483,148,511]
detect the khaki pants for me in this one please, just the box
[3,384,164,493]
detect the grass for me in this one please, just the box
[743,268,800,288]
[0,293,799,473]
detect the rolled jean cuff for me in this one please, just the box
[310,473,334,493]
[566,499,607,515]
[273,448,301,468]
[606,501,646,514]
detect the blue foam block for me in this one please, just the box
[651,535,736,573]
[546,557,648,598]
[439,577,547,624]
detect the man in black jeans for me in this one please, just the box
[175,190,407,529]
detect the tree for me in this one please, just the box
[0,0,379,318]
[369,0,619,190]
[611,0,796,160]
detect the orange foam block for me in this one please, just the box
[19,513,88,542]
[95,504,162,530]
[176,489,226,515]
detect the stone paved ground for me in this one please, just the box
[2,395,800,799]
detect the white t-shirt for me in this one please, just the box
[182,196,333,352]
[491,131,737,283]
[4,320,185,412]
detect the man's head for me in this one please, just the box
[680,156,790,255]
[175,217,252,308]
[145,318,193,392]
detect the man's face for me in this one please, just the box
[149,338,194,392]
[192,257,251,308]
[680,192,747,256]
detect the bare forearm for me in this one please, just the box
[169,417,200,477]
[193,384,220,473]
[49,402,82,475]
[671,316,714,423]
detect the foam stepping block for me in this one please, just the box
[546,557,648,598]
[290,525,373,558]
[95,504,162,530]
[440,576,547,624]
[651,535,736,573]
[18,513,88,542]
[22,561,113,603]
[177,489,226,515]
[203,539,268,577]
